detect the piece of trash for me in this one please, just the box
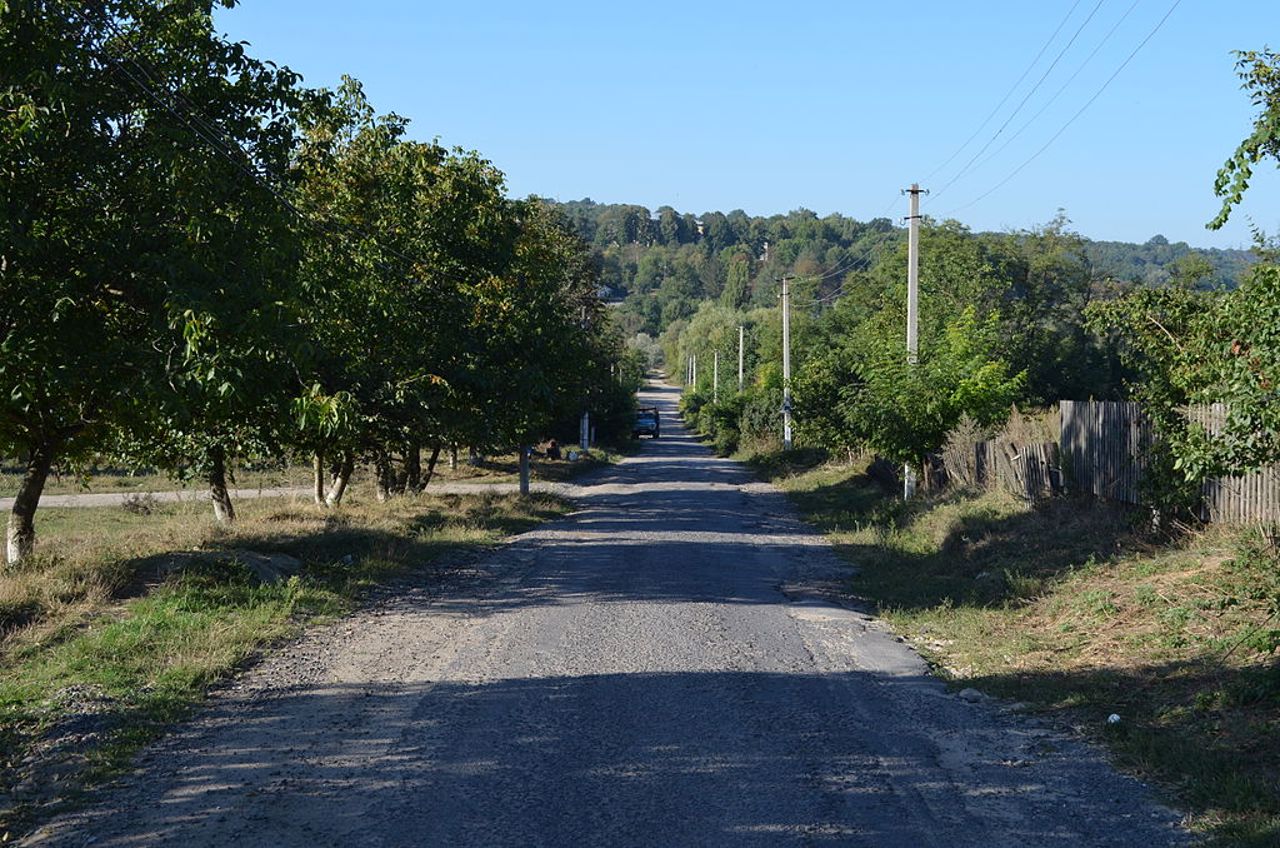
[1106,713,1122,725]
[567,451,580,462]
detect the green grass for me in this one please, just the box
[0,489,568,841]
[754,452,1280,847]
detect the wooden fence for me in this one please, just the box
[1188,404,1280,523]
[1059,400,1150,505]
[1057,400,1280,523]
[940,438,1060,503]
[935,401,1280,522]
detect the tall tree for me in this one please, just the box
[0,0,303,558]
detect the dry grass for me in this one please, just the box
[761,455,1280,847]
[0,448,617,498]
[0,488,568,840]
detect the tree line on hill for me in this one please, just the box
[1,1,640,565]
[553,200,1252,337]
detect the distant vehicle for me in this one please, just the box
[633,407,660,439]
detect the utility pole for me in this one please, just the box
[738,325,745,392]
[692,353,698,390]
[713,350,719,403]
[579,305,590,451]
[781,274,793,450]
[903,183,928,499]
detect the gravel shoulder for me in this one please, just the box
[23,381,1191,847]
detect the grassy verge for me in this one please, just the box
[750,451,1280,847]
[0,489,568,840]
[0,447,620,498]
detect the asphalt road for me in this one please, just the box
[25,380,1189,847]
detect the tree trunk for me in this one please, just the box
[6,441,54,566]
[313,451,326,506]
[374,451,394,503]
[448,444,458,471]
[326,452,354,507]
[421,443,442,490]
[404,443,422,493]
[208,446,236,524]
[518,445,531,496]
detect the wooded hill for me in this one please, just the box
[553,199,1254,337]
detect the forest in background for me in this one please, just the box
[553,198,1255,336]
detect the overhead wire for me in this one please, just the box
[942,0,1183,217]
[922,0,1086,184]
[961,0,1143,182]
[929,0,1109,204]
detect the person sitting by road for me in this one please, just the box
[545,439,561,460]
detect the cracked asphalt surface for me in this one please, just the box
[25,380,1190,846]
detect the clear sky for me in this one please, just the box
[215,1,1279,250]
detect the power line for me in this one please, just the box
[789,246,888,308]
[963,0,1143,182]
[923,0,1086,184]
[943,0,1183,217]
[930,0,1109,203]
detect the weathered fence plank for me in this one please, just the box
[1058,400,1280,523]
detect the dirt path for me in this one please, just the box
[23,381,1189,846]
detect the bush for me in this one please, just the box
[681,387,783,457]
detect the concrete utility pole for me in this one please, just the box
[781,275,794,450]
[738,325,745,392]
[903,183,928,499]
[692,353,698,390]
[713,350,719,403]
[579,305,590,451]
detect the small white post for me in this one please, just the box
[738,325,745,392]
[713,350,719,403]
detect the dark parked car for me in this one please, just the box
[633,407,660,439]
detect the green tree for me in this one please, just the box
[1209,48,1280,230]
[0,0,304,558]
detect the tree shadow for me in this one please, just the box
[967,659,1280,846]
[789,469,1146,612]
[32,670,1191,847]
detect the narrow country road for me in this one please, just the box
[25,381,1188,847]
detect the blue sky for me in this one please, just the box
[216,1,1279,250]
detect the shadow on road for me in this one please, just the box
[44,669,1187,847]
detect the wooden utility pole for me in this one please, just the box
[738,325,745,392]
[903,183,927,499]
[781,275,793,450]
